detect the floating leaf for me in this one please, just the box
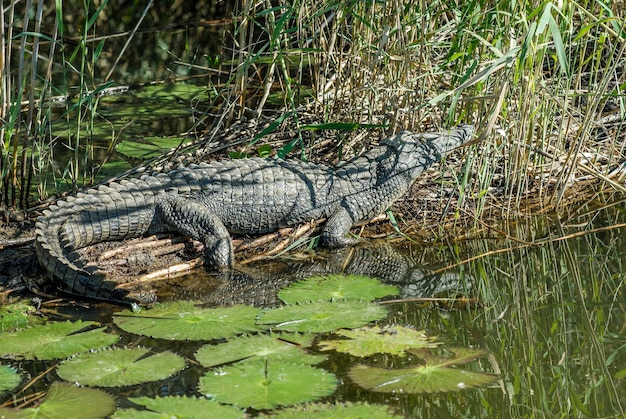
[114,301,264,341]
[349,348,498,393]
[0,365,20,394]
[57,347,185,387]
[318,325,440,357]
[411,347,489,366]
[112,396,244,419]
[0,382,116,418]
[277,332,317,348]
[0,300,42,332]
[257,301,387,333]
[258,401,403,418]
[195,334,326,368]
[199,358,337,409]
[111,409,163,419]
[278,275,399,304]
[0,321,119,360]
[94,160,133,182]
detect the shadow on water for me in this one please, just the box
[156,243,475,307]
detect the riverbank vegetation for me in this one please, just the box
[1,2,625,417]
[2,0,624,224]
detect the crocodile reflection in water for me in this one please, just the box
[156,243,473,307]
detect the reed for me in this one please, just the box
[1,0,624,220]
[1,0,114,207]
[200,0,626,228]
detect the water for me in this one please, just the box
[177,215,624,417]
[4,208,623,417]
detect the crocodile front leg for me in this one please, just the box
[321,207,359,247]
[155,196,233,269]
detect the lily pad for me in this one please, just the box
[111,410,164,419]
[112,396,245,419]
[318,325,440,357]
[0,321,119,360]
[56,347,185,387]
[114,301,265,341]
[278,275,399,304]
[348,348,499,393]
[0,382,116,418]
[273,332,317,348]
[195,334,326,368]
[259,401,404,418]
[198,358,337,409]
[0,300,42,332]
[257,301,388,333]
[0,365,21,394]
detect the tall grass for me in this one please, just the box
[1,0,625,221]
[1,0,111,207]
[225,0,625,220]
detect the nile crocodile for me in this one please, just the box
[35,125,474,302]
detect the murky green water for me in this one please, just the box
[3,207,623,417]
[152,210,626,417]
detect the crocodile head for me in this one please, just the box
[379,125,474,181]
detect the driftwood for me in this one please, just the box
[105,214,390,283]
[0,236,34,249]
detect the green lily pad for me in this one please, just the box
[348,348,499,393]
[274,332,317,348]
[112,396,245,419]
[278,275,399,304]
[93,160,133,183]
[199,358,337,409]
[195,334,326,368]
[318,325,440,357]
[0,300,42,332]
[0,321,119,360]
[258,401,404,418]
[114,301,265,341]
[56,347,185,387]
[0,382,116,418]
[111,410,164,419]
[0,365,21,394]
[257,301,388,333]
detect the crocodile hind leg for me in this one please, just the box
[155,196,234,269]
[321,207,360,247]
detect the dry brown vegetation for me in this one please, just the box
[1,1,625,241]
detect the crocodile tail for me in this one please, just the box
[35,178,159,302]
